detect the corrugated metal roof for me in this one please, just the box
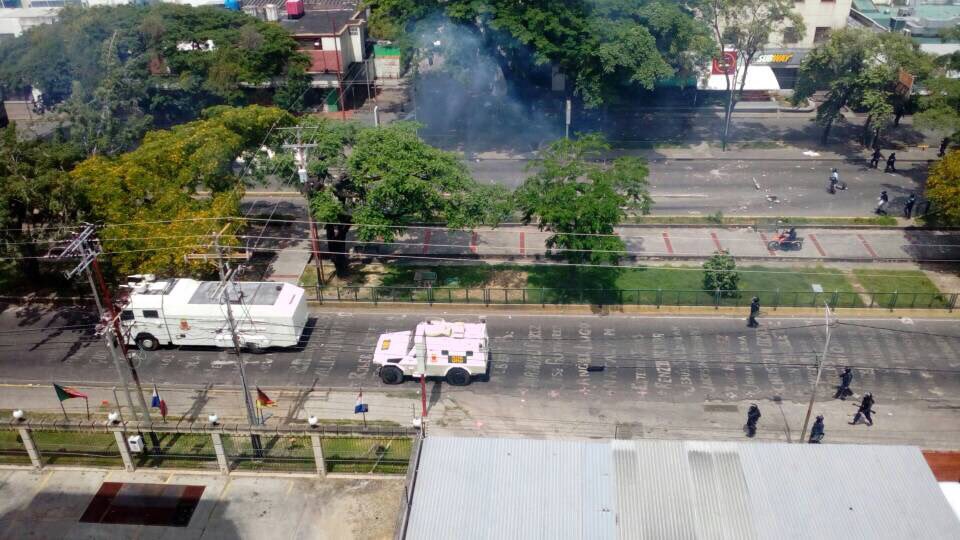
[405,437,960,540]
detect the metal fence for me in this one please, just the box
[225,434,315,473]
[314,285,958,311]
[0,420,417,476]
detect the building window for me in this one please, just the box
[143,310,159,318]
[121,310,135,321]
[783,27,801,44]
[814,27,832,44]
[349,27,359,36]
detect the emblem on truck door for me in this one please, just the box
[180,320,190,331]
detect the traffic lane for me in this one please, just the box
[465,158,925,216]
[2,309,959,404]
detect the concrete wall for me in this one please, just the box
[788,0,854,47]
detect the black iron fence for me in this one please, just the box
[314,285,958,311]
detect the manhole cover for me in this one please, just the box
[704,404,740,413]
[80,482,205,527]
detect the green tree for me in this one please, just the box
[279,121,507,274]
[793,29,933,145]
[0,125,85,280]
[915,77,960,145]
[58,32,153,156]
[0,5,307,127]
[516,133,651,274]
[925,150,960,225]
[702,249,739,294]
[70,105,294,277]
[699,0,804,150]
[369,0,710,107]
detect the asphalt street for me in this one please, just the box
[466,158,926,216]
[253,156,927,218]
[3,306,959,408]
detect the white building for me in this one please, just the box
[785,0,855,47]
[0,7,58,41]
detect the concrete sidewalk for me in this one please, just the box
[351,225,960,264]
[3,382,958,451]
[0,468,401,539]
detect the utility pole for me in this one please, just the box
[52,225,158,446]
[212,228,263,457]
[280,126,325,292]
[800,303,834,443]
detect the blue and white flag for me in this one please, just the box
[151,384,161,408]
[354,390,368,414]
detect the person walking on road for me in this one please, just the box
[809,415,825,443]
[869,148,883,169]
[884,153,897,173]
[746,404,761,438]
[904,193,917,219]
[747,297,760,328]
[851,393,875,426]
[940,138,950,158]
[834,367,853,400]
[828,168,840,193]
[875,190,889,215]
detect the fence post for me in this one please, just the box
[17,427,42,470]
[113,431,135,472]
[949,293,958,313]
[656,289,662,308]
[831,291,839,309]
[373,288,379,306]
[310,434,326,477]
[210,433,230,474]
[541,288,545,307]
[484,288,490,306]
[315,282,321,303]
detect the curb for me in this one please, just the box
[305,302,959,318]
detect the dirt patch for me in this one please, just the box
[486,269,528,288]
[313,479,403,540]
[919,264,960,295]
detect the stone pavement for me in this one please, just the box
[0,468,401,540]
[352,225,960,264]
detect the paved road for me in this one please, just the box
[467,157,927,216]
[2,306,959,407]
[253,155,928,218]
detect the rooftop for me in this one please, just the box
[406,437,960,540]
[280,8,358,36]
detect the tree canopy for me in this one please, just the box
[367,0,712,107]
[275,120,510,274]
[515,133,651,268]
[915,76,960,144]
[0,5,307,151]
[926,150,960,225]
[0,126,85,280]
[70,105,294,277]
[793,29,935,145]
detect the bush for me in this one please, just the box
[703,249,739,296]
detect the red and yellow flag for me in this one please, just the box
[256,387,276,408]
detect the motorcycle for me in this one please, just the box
[767,228,803,251]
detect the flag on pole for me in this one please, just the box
[256,387,276,408]
[354,390,368,414]
[53,383,87,401]
[152,384,168,421]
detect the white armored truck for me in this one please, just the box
[373,319,490,386]
[119,275,308,352]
